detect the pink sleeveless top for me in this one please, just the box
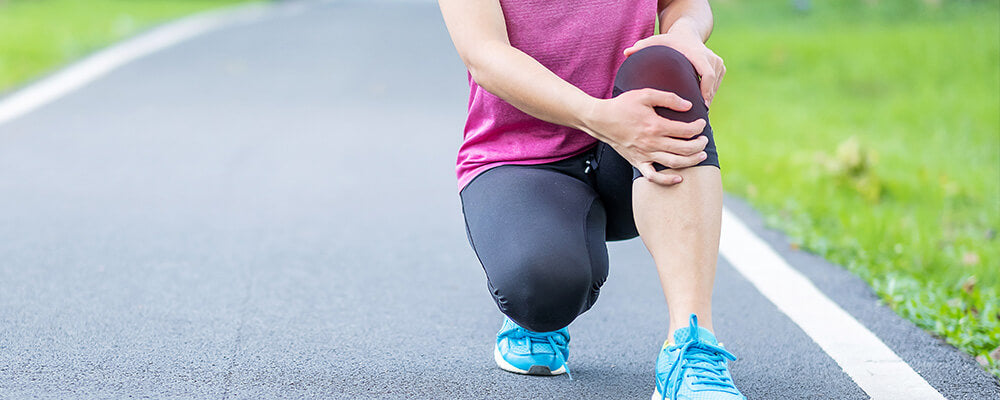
[456,0,656,191]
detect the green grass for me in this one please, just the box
[709,0,1000,377]
[0,0,255,94]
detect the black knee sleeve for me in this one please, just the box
[612,45,720,178]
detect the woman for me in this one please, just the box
[439,0,744,398]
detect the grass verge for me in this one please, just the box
[709,0,999,378]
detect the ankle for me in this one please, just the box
[666,313,714,340]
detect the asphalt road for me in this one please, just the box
[1,1,997,398]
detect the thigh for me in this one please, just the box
[459,164,610,304]
[590,142,640,242]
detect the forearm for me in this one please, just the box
[658,0,713,40]
[466,41,604,141]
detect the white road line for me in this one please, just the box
[719,207,945,400]
[0,2,274,128]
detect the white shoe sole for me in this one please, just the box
[493,346,566,376]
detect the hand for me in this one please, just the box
[624,31,726,107]
[582,89,708,185]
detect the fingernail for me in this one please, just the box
[673,177,682,184]
[700,152,707,160]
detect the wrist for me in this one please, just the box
[573,96,605,140]
[570,95,600,136]
[664,17,705,41]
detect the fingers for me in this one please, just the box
[637,88,692,112]
[650,150,707,169]
[657,118,706,139]
[689,55,717,107]
[636,149,708,187]
[652,135,708,156]
[636,162,682,186]
[697,51,725,107]
[710,57,726,107]
[632,90,707,138]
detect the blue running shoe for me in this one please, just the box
[494,316,571,379]
[652,314,744,400]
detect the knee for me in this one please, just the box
[614,46,719,168]
[613,46,706,123]
[615,46,699,98]
[492,249,594,332]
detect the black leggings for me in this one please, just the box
[459,46,719,333]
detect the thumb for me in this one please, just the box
[623,37,652,57]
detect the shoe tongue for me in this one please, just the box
[672,326,718,346]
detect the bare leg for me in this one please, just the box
[633,165,722,339]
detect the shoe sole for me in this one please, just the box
[493,346,566,376]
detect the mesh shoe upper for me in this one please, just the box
[654,314,745,400]
[496,317,571,378]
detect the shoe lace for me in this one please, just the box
[659,339,737,399]
[499,327,572,380]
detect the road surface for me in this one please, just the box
[1,1,997,398]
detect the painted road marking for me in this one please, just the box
[720,207,945,400]
[0,3,274,128]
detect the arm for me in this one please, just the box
[437,0,596,138]
[658,0,712,38]
[626,0,725,106]
[438,0,709,185]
